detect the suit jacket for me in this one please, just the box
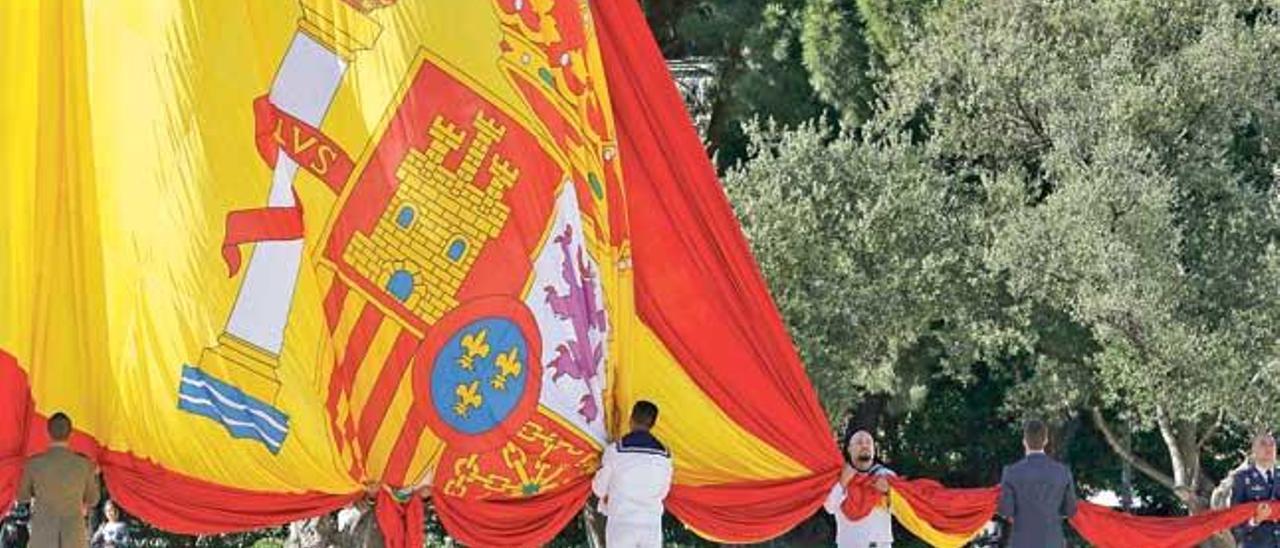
[18,446,99,548]
[1232,465,1280,547]
[997,452,1078,548]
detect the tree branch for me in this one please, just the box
[1009,79,1052,153]
[1198,410,1225,451]
[1091,407,1178,491]
[1195,473,1219,501]
[1156,407,1214,507]
[1156,407,1184,478]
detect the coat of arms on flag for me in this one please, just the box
[177,2,619,489]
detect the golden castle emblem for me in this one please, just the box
[344,110,518,325]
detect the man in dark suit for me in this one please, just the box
[996,419,1079,548]
[1232,432,1280,547]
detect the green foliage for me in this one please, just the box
[880,365,1023,487]
[881,0,1280,428]
[727,0,1280,515]
[725,120,992,418]
[641,0,954,163]
[686,1,829,166]
[801,0,875,126]
[129,525,286,547]
[646,0,883,165]
[853,0,937,60]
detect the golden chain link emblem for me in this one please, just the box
[441,420,598,498]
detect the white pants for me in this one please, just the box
[605,522,662,547]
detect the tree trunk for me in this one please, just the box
[1095,407,1233,546]
[286,501,383,548]
[702,44,745,165]
[1091,408,1219,510]
[582,504,606,548]
[1155,408,1214,512]
[1154,410,1238,548]
[1092,407,1178,491]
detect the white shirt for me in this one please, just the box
[591,431,673,527]
[91,521,129,547]
[824,464,895,546]
[1259,465,1276,482]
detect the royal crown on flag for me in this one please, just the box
[495,0,617,206]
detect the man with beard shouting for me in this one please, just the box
[825,430,896,548]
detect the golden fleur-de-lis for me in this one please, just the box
[454,381,483,417]
[458,330,490,371]
[490,347,522,391]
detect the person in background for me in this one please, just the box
[1232,432,1280,547]
[591,401,673,548]
[824,430,895,548]
[90,501,129,548]
[0,502,31,548]
[996,419,1078,548]
[18,412,100,548]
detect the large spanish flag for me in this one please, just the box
[0,1,841,545]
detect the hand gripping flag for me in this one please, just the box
[0,1,842,545]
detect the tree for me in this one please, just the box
[852,0,938,61]
[800,0,875,127]
[724,120,993,423]
[688,1,829,166]
[875,0,1280,512]
[646,1,885,166]
[643,0,700,58]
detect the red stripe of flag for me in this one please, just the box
[344,414,364,476]
[357,332,419,454]
[323,282,349,332]
[326,305,383,446]
[382,414,427,486]
[382,350,432,485]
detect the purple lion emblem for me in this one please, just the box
[543,224,607,423]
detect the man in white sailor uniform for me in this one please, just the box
[592,400,673,548]
[825,430,895,548]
